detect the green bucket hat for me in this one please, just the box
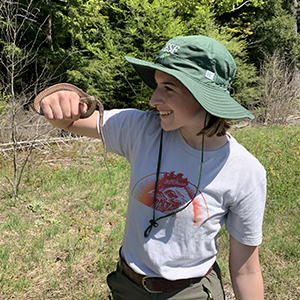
[125,35,254,120]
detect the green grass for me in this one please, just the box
[0,125,300,299]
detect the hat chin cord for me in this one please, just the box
[144,113,208,238]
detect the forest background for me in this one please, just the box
[0,0,299,121]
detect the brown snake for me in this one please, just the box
[34,83,111,182]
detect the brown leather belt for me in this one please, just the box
[119,256,213,293]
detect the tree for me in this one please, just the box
[257,51,300,125]
[51,0,243,110]
[0,0,57,199]
[226,0,300,68]
[62,0,188,110]
[246,0,300,108]
[215,0,300,116]
[292,0,300,91]
[176,0,263,16]
[2,0,287,124]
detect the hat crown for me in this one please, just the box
[155,36,236,91]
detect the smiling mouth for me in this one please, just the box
[159,111,173,116]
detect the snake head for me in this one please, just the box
[79,96,98,119]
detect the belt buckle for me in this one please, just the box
[142,276,163,294]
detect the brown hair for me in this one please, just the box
[197,114,230,137]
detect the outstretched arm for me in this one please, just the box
[229,235,264,300]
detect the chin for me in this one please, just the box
[160,120,179,132]
[161,125,177,132]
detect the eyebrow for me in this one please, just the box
[161,81,177,86]
[156,80,178,87]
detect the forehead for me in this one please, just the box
[154,70,182,86]
[154,70,194,98]
[154,71,200,107]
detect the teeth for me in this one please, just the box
[159,111,172,116]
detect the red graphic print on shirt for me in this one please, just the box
[132,171,209,226]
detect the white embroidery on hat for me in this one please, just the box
[162,43,180,54]
[205,70,215,80]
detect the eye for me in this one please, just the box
[164,189,177,199]
[164,86,173,92]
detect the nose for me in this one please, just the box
[149,87,164,107]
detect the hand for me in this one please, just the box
[40,90,88,121]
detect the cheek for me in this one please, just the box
[182,106,199,118]
[180,94,201,113]
[187,101,204,117]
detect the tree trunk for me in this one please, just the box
[292,0,298,36]
[292,0,300,94]
[46,0,54,51]
[0,0,54,199]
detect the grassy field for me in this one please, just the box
[0,124,299,299]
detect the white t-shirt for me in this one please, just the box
[100,109,266,280]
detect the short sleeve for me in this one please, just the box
[225,177,267,246]
[98,109,161,162]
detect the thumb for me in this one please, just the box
[79,102,88,115]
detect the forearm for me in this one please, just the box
[230,268,264,300]
[229,236,264,300]
[47,114,100,138]
[47,118,75,130]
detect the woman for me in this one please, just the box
[35,35,266,300]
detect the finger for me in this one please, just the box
[40,91,80,120]
[58,91,80,119]
[43,92,66,120]
[40,96,56,119]
[79,102,88,115]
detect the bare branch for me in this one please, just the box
[231,0,251,12]
[0,0,66,198]
[257,51,300,125]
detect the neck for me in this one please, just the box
[180,128,228,151]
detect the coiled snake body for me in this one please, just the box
[34,83,111,181]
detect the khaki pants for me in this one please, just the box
[107,261,225,300]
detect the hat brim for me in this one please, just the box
[125,56,254,120]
